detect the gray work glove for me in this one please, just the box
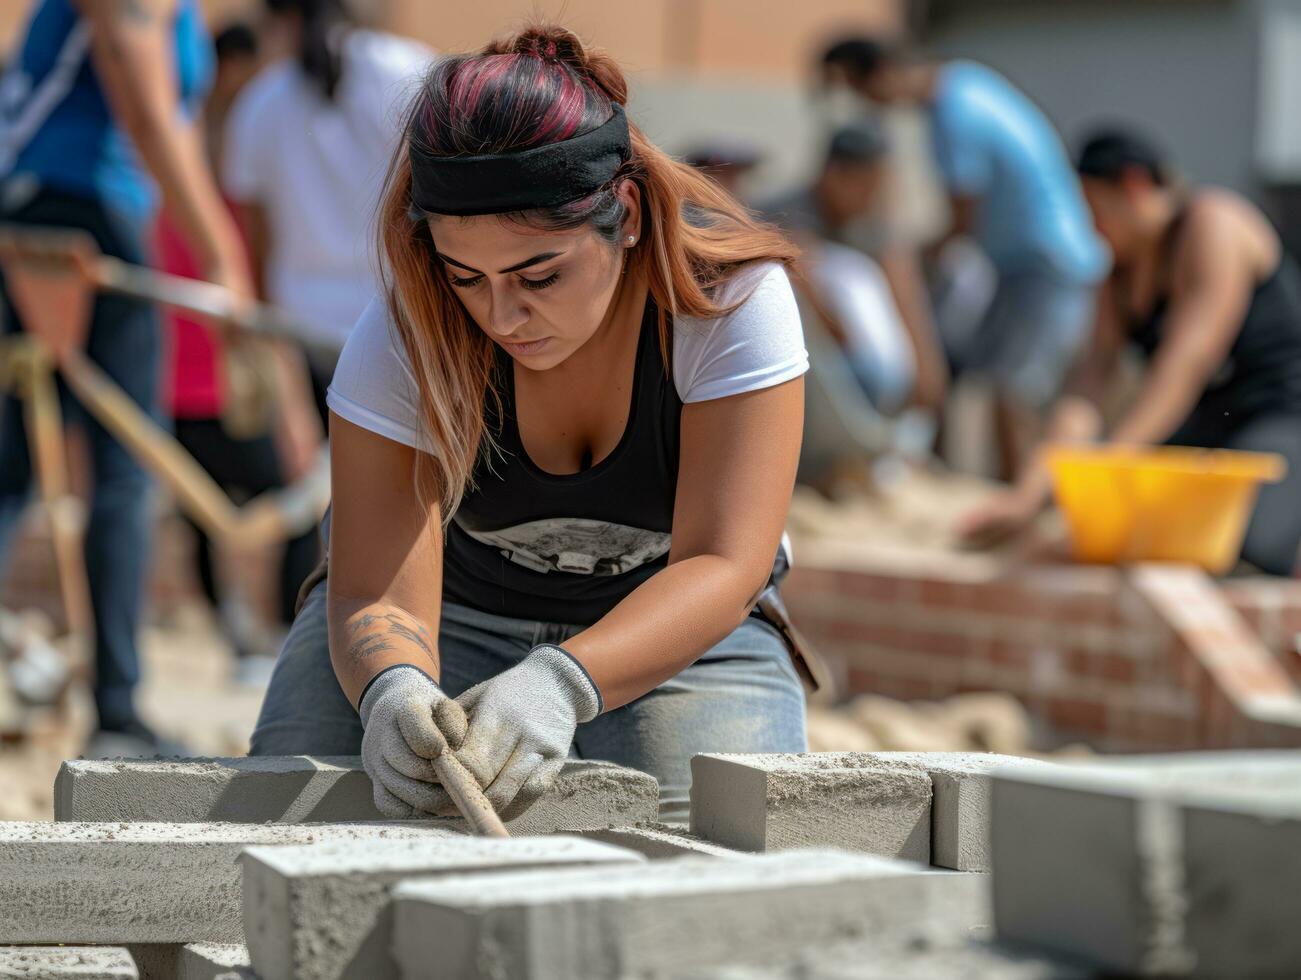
[454,645,602,820]
[359,665,467,819]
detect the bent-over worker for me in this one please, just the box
[960,130,1301,576]
[250,25,812,820]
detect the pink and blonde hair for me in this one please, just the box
[375,24,798,518]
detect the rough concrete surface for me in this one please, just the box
[1180,796,1301,978]
[178,944,256,980]
[55,757,659,832]
[0,820,456,944]
[576,823,741,860]
[872,752,1053,871]
[689,753,932,861]
[392,850,988,979]
[241,835,643,980]
[669,936,1091,979]
[992,766,1187,975]
[992,755,1301,977]
[0,946,139,979]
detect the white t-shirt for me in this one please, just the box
[806,242,915,413]
[327,262,808,455]
[222,30,433,345]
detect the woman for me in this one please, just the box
[0,0,249,754]
[960,130,1301,576]
[221,0,432,427]
[251,26,810,821]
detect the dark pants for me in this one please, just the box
[173,417,320,626]
[0,188,159,731]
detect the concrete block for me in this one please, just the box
[1180,795,1301,978]
[991,754,1301,976]
[240,835,642,980]
[392,850,989,979]
[178,944,255,980]
[126,945,180,980]
[670,938,1091,979]
[0,946,139,979]
[0,821,456,944]
[55,757,658,832]
[689,753,932,861]
[575,824,740,860]
[872,752,1054,871]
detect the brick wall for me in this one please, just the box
[783,541,1301,751]
[8,505,1301,752]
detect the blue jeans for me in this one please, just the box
[0,188,159,731]
[250,578,808,820]
[943,266,1098,410]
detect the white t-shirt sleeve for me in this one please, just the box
[326,298,433,453]
[672,263,808,403]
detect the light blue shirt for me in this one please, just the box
[1,0,212,220]
[930,60,1108,282]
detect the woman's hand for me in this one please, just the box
[454,646,602,819]
[956,487,1043,549]
[359,665,467,818]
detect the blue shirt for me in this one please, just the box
[930,60,1108,282]
[0,0,213,221]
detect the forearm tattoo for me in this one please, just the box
[346,610,437,669]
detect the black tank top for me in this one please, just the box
[1131,210,1301,441]
[441,298,683,624]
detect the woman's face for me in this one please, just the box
[1082,176,1139,263]
[427,185,639,372]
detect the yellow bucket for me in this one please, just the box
[1044,445,1286,573]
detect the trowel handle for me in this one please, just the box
[432,753,509,838]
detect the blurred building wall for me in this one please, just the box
[2,1,902,203]
[922,0,1264,195]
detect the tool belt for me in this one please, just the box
[751,585,830,695]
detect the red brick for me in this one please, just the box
[813,621,974,659]
[835,570,914,602]
[845,667,880,693]
[1065,648,1137,684]
[989,640,1033,669]
[871,675,937,702]
[1043,696,1108,735]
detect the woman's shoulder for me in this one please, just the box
[328,297,426,451]
[1176,188,1279,270]
[671,262,806,404]
[680,260,794,328]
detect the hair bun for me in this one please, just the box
[491,24,628,107]
[514,26,587,68]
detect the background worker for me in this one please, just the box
[0,0,250,755]
[251,25,810,821]
[221,0,432,432]
[821,37,1108,475]
[760,118,947,415]
[960,130,1301,576]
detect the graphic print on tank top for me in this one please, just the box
[457,517,671,577]
[441,297,683,624]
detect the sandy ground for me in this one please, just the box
[0,604,264,821]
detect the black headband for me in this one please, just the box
[409,105,631,216]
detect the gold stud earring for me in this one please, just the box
[626,235,636,246]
